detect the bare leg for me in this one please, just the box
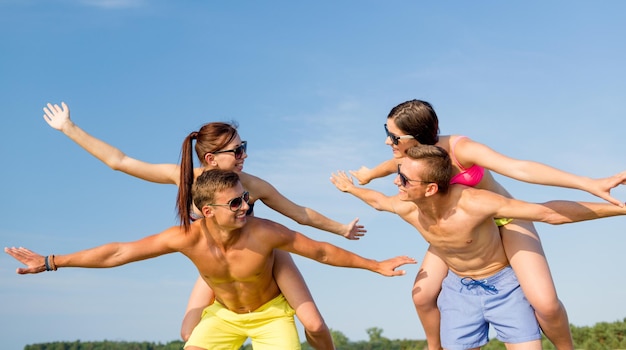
[501,220,573,350]
[274,250,334,350]
[180,276,215,341]
[412,247,448,350]
[504,339,542,350]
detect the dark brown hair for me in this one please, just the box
[405,145,452,193]
[387,99,440,145]
[192,169,241,211]
[177,122,239,231]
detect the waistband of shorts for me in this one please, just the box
[450,265,513,284]
[214,293,285,314]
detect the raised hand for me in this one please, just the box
[588,171,626,207]
[330,171,357,192]
[376,255,417,276]
[349,166,372,185]
[43,102,72,131]
[4,247,49,274]
[342,217,366,240]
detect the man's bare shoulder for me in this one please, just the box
[245,216,289,231]
[161,222,204,248]
[243,217,294,241]
[393,198,419,216]
[454,185,505,215]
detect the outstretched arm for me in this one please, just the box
[455,137,626,206]
[267,221,416,276]
[469,188,626,225]
[5,228,180,274]
[331,171,399,213]
[242,172,366,240]
[349,159,397,185]
[43,102,180,184]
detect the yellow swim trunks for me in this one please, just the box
[184,293,300,350]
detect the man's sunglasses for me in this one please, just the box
[213,141,248,160]
[384,124,415,145]
[397,164,431,187]
[207,191,250,212]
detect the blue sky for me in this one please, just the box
[2,1,626,349]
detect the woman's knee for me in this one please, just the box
[301,316,328,333]
[531,297,565,319]
[412,285,438,309]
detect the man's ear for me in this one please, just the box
[424,183,439,197]
[201,205,214,217]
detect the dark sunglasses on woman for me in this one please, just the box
[213,141,248,160]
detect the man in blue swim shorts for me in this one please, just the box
[5,169,416,350]
[438,267,540,349]
[331,144,626,349]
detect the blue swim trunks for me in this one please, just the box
[437,266,541,350]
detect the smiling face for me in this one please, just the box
[204,134,248,173]
[394,144,452,201]
[385,118,420,159]
[206,182,250,228]
[394,160,434,201]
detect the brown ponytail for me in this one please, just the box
[177,131,198,231]
[175,122,239,231]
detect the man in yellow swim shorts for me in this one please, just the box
[5,169,416,350]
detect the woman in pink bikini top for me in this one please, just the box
[351,99,626,350]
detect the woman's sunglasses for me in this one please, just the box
[384,124,415,145]
[207,191,250,212]
[213,141,248,160]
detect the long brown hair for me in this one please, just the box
[177,122,239,231]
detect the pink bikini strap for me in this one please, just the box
[450,136,468,170]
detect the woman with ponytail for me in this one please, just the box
[346,99,626,350]
[43,101,365,350]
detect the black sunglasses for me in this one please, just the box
[397,164,431,187]
[384,124,415,145]
[213,141,248,160]
[207,191,250,212]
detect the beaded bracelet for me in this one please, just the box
[49,255,57,271]
[44,255,58,272]
[44,256,52,271]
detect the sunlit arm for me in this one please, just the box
[243,172,365,240]
[54,240,170,269]
[43,102,180,184]
[269,222,415,276]
[5,228,180,274]
[473,189,626,225]
[533,200,626,224]
[350,159,397,185]
[456,137,626,206]
[331,171,397,213]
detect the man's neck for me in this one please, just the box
[202,218,242,251]
[414,192,454,221]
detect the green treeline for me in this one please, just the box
[23,317,626,350]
